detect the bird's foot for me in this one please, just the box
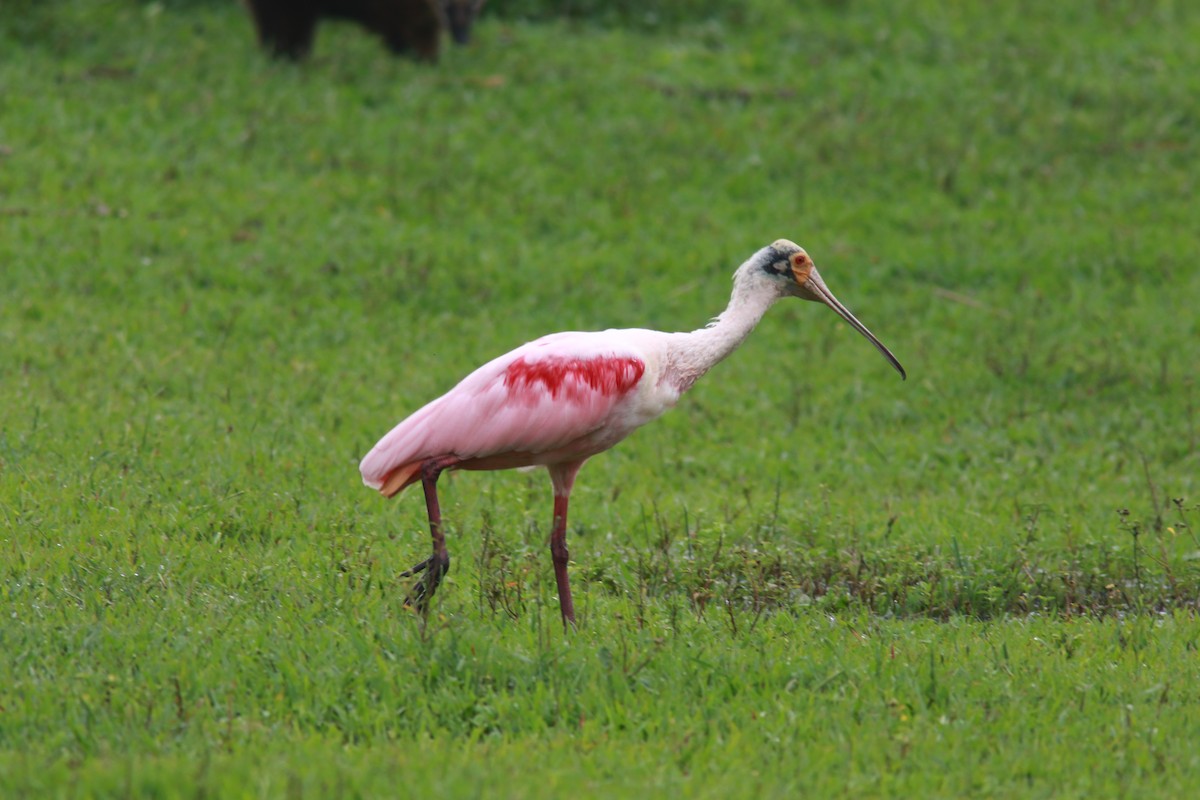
[402,553,450,611]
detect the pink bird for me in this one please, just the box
[360,240,905,626]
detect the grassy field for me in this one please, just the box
[2,0,1199,796]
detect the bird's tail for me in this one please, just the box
[362,460,423,498]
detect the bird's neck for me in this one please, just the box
[664,272,782,393]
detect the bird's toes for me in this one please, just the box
[401,555,449,611]
[402,585,429,611]
[400,557,432,578]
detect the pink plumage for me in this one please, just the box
[360,331,661,497]
[360,240,905,627]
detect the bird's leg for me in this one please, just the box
[550,493,575,627]
[403,455,458,612]
[546,462,585,629]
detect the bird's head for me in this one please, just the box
[757,239,906,380]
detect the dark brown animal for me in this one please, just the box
[243,0,485,62]
[441,0,487,45]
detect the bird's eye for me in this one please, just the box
[790,253,809,269]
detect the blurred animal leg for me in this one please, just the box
[245,0,319,60]
[380,0,442,62]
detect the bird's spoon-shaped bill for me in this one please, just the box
[803,268,906,380]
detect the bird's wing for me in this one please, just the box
[360,332,649,495]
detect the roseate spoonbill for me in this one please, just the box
[360,239,905,626]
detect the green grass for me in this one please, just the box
[2,0,1199,796]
